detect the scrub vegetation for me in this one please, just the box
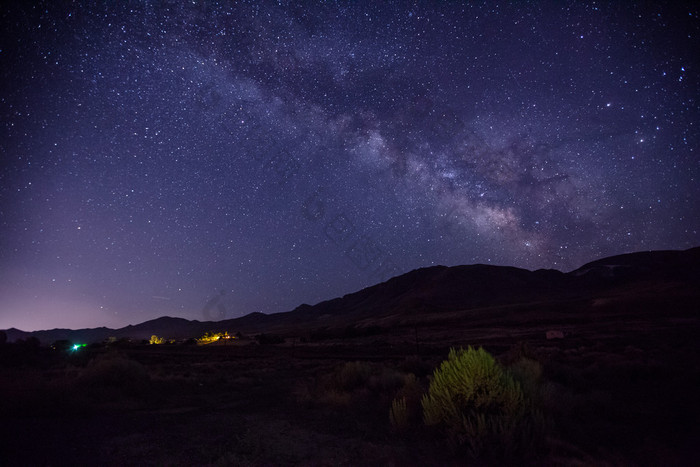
[1,321,699,466]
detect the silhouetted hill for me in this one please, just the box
[3,247,699,343]
[3,328,31,343]
[274,264,571,322]
[115,316,207,341]
[1,318,224,346]
[570,246,700,282]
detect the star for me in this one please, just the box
[0,1,697,330]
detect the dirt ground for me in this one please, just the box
[2,296,699,466]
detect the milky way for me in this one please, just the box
[1,2,698,330]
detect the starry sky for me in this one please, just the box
[1,1,698,331]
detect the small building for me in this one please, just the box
[546,330,565,340]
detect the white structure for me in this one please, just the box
[546,330,565,339]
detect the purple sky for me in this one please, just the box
[1,1,698,331]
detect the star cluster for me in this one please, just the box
[1,1,698,330]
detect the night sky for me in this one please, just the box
[1,2,698,331]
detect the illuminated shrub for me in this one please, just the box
[421,346,526,458]
[149,335,165,344]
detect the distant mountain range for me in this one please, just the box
[4,247,699,344]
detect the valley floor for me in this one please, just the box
[2,303,699,466]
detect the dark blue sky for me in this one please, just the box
[1,1,698,331]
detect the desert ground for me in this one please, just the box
[2,286,699,466]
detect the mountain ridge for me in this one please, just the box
[4,246,699,344]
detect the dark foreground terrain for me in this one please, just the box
[2,294,699,465]
[2,248,699,465]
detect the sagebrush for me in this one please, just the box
[422,346,539,458]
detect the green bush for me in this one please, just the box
[421,346,527,458]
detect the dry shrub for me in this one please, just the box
[318,389,353,407]
[388,373,424,431]
[389,373,426,432]
[314,361,373,407]
[77,351,151,400]
[389,396,409,432]
[304,361,417,414]
[368,367,406,393]
[294,362,374,409]
[399,356,434,377]
[333,361,373,391]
